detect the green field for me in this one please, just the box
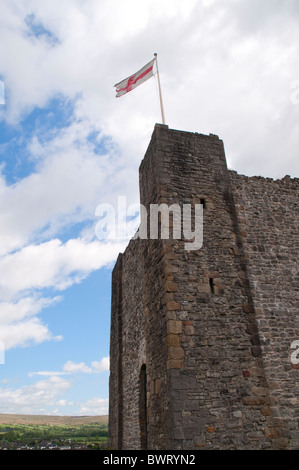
[0,415,109,449]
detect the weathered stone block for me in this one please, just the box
[242,397,265,406]
[197,283,210,294]
[166,334,180,347]
[261,406,272,416]
[184,325,195,335]
[166,300,181,311]
[168,346,185,360]
[167,359,183,369]
[167,320,182,335]
[165,281,178,292]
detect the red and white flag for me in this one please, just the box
[114,58,156,98]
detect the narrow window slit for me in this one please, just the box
[209,278,215,295]
[200,198,206,209]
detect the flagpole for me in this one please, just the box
[154,53,166,125]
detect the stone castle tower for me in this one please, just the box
[108,124,299,450]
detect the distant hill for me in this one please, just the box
[0,414,108,426]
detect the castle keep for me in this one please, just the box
[108,124,299,450]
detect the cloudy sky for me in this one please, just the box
[0,0,298,416]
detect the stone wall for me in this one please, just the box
[230,172,299,448]
[108,239,146,450]
[108,124,299,450]
[108,253,122,449]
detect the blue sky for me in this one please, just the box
[0,0,298,416]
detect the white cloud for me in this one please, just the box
[29,356,110,377]
[0,295,63,349]
[63,361,92,374]
[92,356,110,373]
[0,238,125,299]
[28,370,65,378]
[0,376,71,415]
[0,118,120,256]
[0,353,109,415]
[79,397,109,416]
[0,317,61,351]
[56,399,66,407]
[0,237,125,350]
[0,295,61,324]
